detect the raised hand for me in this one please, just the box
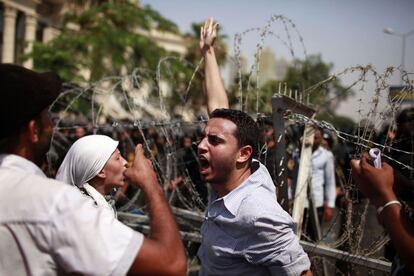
[351,153,396,207]
[323,203,333,222]
[200,17,218,53]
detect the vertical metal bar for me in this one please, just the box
[308,184,322,240]
[308,190,329,276]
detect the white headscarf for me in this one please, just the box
[56,135,119,188]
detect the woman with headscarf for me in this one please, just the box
[56,135,128,218]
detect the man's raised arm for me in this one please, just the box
[200,17,229,114]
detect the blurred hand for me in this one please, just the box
[351,152,396,207]
[200,17,218,53]
[124,144,158,190]
[323,203,333,222]
[167,176,185,192]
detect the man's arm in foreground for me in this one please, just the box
[125,145,187,276]
[351,156,414,274]
[201,17,229,114]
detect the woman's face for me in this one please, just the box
[102,149,128,192]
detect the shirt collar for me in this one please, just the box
[313,146,323,157]
[83,183,116,218]
[0,154,46,177]
[211,160,276,216]
[83,184,112,209]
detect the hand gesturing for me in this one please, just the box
[200,17,218,53]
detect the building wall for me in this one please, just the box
[0,0,64,68]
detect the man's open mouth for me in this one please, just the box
[198,156,210,171]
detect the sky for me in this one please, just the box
[141,0,414,122]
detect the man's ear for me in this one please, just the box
[237,145,253,163]
[26,120,40,143]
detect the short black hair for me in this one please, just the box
[256,114,273,127]
[210,108,259,159]
[0,64,62,139]
[397,107,414,125]
[0,112,45,153]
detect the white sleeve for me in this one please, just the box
[324,153,336,208]
[50,187,143,276]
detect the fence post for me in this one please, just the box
[271,94,315,212]
[292,123,315,236]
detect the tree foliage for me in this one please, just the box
[156,22,229,117]
[283,54,353,114]
[179,22,228,108]
[29,1,178,82]
[225,54,354,132]
[234,54,354,119]
[28,3,231,118]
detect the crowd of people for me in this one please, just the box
[1,17,413,276]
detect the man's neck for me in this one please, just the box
[267,140,276,150]
[12,145,40,166]
[212,165,252,198]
